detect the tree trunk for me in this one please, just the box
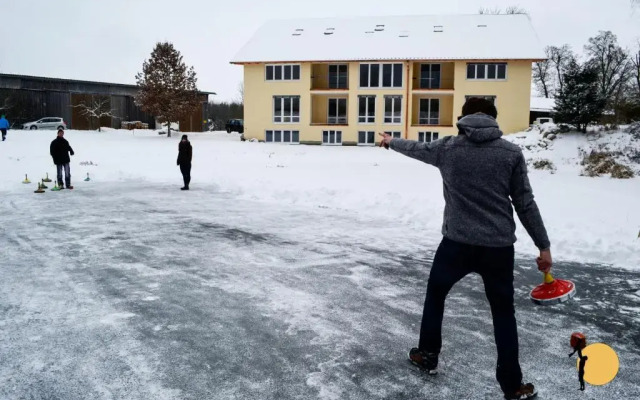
[167,121,171,138]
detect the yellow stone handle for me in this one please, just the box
[543,272,555,284]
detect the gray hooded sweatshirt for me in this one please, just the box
[389,113,550,250]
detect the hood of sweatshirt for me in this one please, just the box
[456,113,503,143]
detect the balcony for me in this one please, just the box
[311,63,349,91]
[412,62,455,92]
[411,94,454,127]
[311,94,349,126]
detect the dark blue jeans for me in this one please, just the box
[419,237,522,394]
[56,163,71,187]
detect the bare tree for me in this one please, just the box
[533,47,554,98]
[72,96,116,132]
[504,6,529,14]
[548,45,575,94]
[135,42,200,138]
[237,82,244,104]
[631,42,640,95]
[585,31,633,104]
[478,6,528,14]
[0,96,12,112]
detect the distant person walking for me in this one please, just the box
[0,114,9,141]
[177,134,192,190]
[50,129,75,189]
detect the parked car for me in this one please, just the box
[225,119,244,134]
[23,117,67,130]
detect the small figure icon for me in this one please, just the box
[569,332,588,391]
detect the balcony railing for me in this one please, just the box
[412,78,455,91]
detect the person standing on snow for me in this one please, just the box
[379,97,550,400]
[0,114,9,141]
[177,134,192,190]
[50,129,75,189]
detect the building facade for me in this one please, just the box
[232,15,545,145]
[0,73,211,131]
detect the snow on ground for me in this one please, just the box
[3,127,637,270]
[1,128,639,399]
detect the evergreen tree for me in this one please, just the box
[135,42,199,137]
[554,60,606,133]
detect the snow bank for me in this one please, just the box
[1,128,638,271]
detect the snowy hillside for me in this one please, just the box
[0,127,638,270]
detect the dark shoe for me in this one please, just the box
[408,348,438,375]
[180,187,189,191]
[504,383,537,399]
[66,186,74,190]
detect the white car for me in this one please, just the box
[23,117,67,130]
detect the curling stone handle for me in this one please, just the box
[543,272,555,284]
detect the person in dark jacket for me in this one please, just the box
[177,135,192,190]
[50,129,75,189]
[380,98,549,400]
[0,114,9,141]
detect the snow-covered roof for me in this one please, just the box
[530,97,556,112]
[232,14,545,64]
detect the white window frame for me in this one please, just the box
[384,131,402,139]
[384,95,402,124]
[419,98,440,125]
[466,63,507,81]
[265,130,300,144]
[273,96,300,124]
[327,98,348,124]
[358,95,376,124]
[359,63,403,89]
[266,64,301,81]
[420,63,441,89]
[328,64,349,89]
[322,130,342,146]
[357,131,375,146]
[418,131,439,143]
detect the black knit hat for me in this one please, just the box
[461,97,498,119]
[181,134,188,140]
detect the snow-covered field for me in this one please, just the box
[1,128,639,399]
[2,128,637,270]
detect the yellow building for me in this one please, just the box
[231,14,544,145]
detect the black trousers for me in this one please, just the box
[180,163,191,188]
[419,237,522,394]
[1,128,6,140]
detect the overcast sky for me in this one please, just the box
[1,0,638,102]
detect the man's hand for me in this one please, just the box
[378,132,392,149]
[536,248,552,273]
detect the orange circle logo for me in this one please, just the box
[579,343,619,386]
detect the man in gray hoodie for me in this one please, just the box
[380,98,550,400]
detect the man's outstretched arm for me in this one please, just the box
[379,133,444,167]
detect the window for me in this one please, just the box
[329,64,348,89]
[466,63,507,80]
[419,98,439,125]
[382,63,403,87]
[384,131,402,138]
[420,64,441,89]
[328,98,347,124]
[464,95,496,105]
[322,130,342,145]
[418,131,439,143]
[273,96,300,123]
[384,95,402,124]
[266,130,300,143]
[358,131,375,145]
[266,64,301,81]
[360,63,403,88]
[358,95,376,123]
